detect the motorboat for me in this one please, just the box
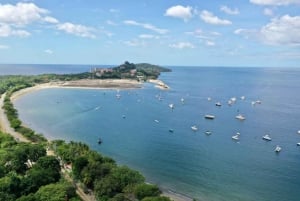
[215,102,222,106]
[235,114,246,120]
[191,125,198,131]
[262,134,272,141]
[169,129,174,133]
[205,130,212,135]
[98,138,102,144]
[297,143,300,146]
[232,132,240,140]
[274,145,282,153]
[298,130,300,134]
[154,119,159,123]
[240,96,245,100]
[204,114,215,120]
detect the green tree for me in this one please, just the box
[35,182,77,201]
[141,196,171,201]
[134,184,161,200]
[72,156,88,179]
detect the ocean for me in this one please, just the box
[5,64,300,201]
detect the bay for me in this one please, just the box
[13,66,300,201]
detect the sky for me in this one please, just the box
[0,0,299,67]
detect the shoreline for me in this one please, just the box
[7,80,196,201]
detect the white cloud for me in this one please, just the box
[200,10,232,25]
[0,23,30,37]
[169,42,195,49]
[56,22,96,38]
[250,0,300,6]
[234,15,300,46]
[124,20,168,34]
[220,5,239,15]
[0,44,9,49]
[43,16,59,24]
[139,34,159,39]
[263,8,274,16]
[106,20,117,26]
[123,39,146,47]
[109,8,119,13]
[0,2,48,26]
[206,40,215,46]
[164,5,193,21]
[260,15,300,45]
[44,49,53,54]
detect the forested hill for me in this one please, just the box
[93,61,171,80]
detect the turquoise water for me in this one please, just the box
[13,66,300,201]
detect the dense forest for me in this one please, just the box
[0,74,172,201]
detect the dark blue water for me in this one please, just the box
[12,66,300,201]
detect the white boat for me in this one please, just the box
[256,100,262,104]
[215,102,222,106]
[298,130,300,134]
[205,130,212,135]
[235,114,246,120]
[116,94,121,99]
[297,143,300,146]
[262,134,272,141]
[191,125,198,131]
[154,119,159,123]
[169,103,174,109]
[207,97,212,101]
[240,96,245,100]
[231,97,237,102]
[181,98,185,103]
[228,100,233,105]
[204,114,215,120]
[232,132,240,140]
[274,145,282,153]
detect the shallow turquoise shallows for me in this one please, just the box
[13,66,300,201]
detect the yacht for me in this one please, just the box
[262,134,272,141]
[232,132,240,140]
[297,143,300,146]
[235,114,246,120]
[298,130,300,134]
[191,125,198,131]
[204,114,215,120]
[274,145,282,153]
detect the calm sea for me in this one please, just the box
[7,64,300,201]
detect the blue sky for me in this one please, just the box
[0,0,299,67]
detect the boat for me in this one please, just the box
[262,134,272,141]
[169,129,174,133]
[205,130,212,135]
[230,97,237,102]
[169,103,174,109]
[116,94,121,99]
[204,114,215,120]
[154,119,159,123]
[191,125,198,131]
[207,97,212,101]
[215,102,222,106]
[298,130,300,134]
[240,96,245,100]
[181,98,185,103]
[98,138,102,144]
[235,114,246,120]
[232,132,240,140]
[274,145,282,153]
[228,100,233,105]
[297,143,300,146]
[256,100,262,104]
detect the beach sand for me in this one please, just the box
[4,79,192,201]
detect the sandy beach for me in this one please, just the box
[2,79,193,201]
